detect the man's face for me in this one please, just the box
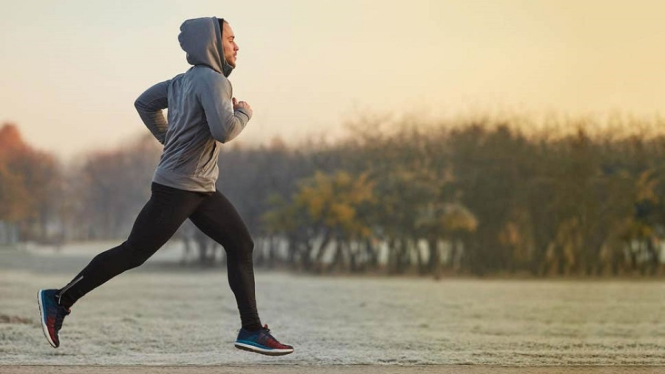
[222,22,239,67]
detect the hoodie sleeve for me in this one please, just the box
[134,80,170,144]
[198,75,251,143]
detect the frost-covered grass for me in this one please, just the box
[1,244,664,366]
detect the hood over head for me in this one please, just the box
[178,16,234,77]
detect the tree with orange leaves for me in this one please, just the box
[0,123,60,241]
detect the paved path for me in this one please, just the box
[1,366,664,374]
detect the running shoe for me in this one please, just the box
[234,324,294,356]
[37,289,70,348]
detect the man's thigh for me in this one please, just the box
[127,183,205,253]
[189,190,253,253]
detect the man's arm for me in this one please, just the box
[134,80,170,144]
[198,76,252,143]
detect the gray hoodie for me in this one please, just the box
[134,16,251,192]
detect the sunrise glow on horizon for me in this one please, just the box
[1,0,665,158]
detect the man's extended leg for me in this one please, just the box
[39,183,206,348]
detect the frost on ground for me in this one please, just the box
[1,244,664,366]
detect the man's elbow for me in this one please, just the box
[134,98,145,112]
[211,131,229,144]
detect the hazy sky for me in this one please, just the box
[1,0,665,158]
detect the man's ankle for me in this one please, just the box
[242,323,262,332]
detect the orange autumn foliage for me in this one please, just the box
[0,123,59,223]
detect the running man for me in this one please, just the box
[37,16,294,356]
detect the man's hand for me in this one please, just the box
[233,97,253,118]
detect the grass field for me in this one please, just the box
[1,243,664,367]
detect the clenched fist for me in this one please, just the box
[233,97,253,118]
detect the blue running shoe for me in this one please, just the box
[235,324,294,356]
[37,289,70,348]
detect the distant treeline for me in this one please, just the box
[2,113,665,277]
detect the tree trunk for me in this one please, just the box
[364,238,378,271]
[427,236,441,279]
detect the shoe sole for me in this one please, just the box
[234,342,294,356]
[37,290,58,348]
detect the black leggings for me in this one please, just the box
[57,182,261,330]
